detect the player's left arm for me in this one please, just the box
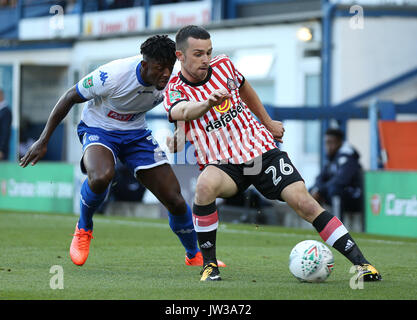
[239,80,284,143]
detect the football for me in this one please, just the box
[289,240,334,283]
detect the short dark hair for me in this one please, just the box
[175,25,211,52]
[140,35,176,65]
[325,128,344,140]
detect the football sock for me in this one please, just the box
[312,211,369,265]
[192,201,218,266]
[168,204,199,258]
[78,179,108,231]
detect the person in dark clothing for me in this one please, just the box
[310,128,363,213]
[0,88,12,161]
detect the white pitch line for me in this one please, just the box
[96,218,410,245]
[12,212,413,245]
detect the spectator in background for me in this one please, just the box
[0,0,17,8]
[104,0,133,10]
[0,0,11,8]
[114,0,134,9]
[309,128,363,214]
[0,88,12,161]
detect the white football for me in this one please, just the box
[289,240,334,283]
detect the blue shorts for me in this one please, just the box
[77,121,169,175]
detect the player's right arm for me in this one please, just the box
[170,89,231,121]
[20,67,111,167]
[19,86,86,167]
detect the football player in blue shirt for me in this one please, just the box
[20,35,225,268]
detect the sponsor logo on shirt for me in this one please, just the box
[107,110,139,122]
[214,99,231,114]
[205,103,244,132]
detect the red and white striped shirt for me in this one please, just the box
[163,55,277,165]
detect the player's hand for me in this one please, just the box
[166,136,184,153]
[265,120,285,143]
[207,89,231,108]
[166,126,185,153]
[19,139,48,168]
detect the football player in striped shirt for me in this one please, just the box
[164,25,381,282]
[19,35,215,269]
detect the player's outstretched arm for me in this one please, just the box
[170,89,231,122]
[19,86,86,167]
[239,80,284,143]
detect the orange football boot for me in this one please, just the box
[185,251,226,267]
[70,224,94,266]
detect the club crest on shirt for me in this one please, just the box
[227,78,238,90]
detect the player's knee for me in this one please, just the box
[297,195,323,222]
[286,186,323,222]
[298,196,319,215]
[88,167,114,193]
[194,180,217,204]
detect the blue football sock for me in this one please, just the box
[78,179,108,231]
[168,204,199,258]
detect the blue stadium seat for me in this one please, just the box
[0,7,18,39]
[83,0,100,12]
[22,0,66,18]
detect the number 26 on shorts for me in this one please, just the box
[265,158,294,186]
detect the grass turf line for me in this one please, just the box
[0,211,416,300]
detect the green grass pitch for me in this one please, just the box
[0,210,416,300]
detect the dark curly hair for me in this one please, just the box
[140,35,176,65]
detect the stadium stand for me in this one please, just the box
[0,0,416,233]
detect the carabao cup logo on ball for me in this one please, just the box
[214,99,231,113]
